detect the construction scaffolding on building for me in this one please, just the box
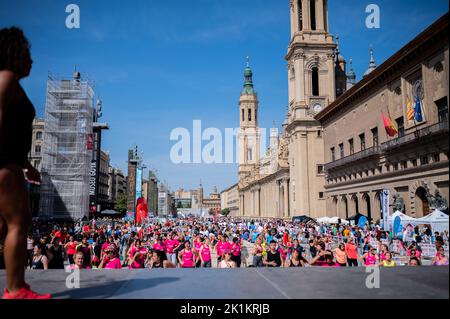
[39,72,94,220]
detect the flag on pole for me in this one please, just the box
[406,96,414,121]
[382,113,398,137]
[414,95,423,122]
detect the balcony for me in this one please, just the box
[382,121,449,151]
[324,146,381,171]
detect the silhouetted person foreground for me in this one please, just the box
[0,26,51,299]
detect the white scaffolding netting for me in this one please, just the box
[39,75,94,220]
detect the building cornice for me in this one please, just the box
[325,160,449,190]
[239,168,289,192]
[315,12,449,124]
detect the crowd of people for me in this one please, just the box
[1,216,448,271]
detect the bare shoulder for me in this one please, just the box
[0,70,17,88]
[0,70,18,103]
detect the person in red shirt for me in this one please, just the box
[82,224,90,235]
[345,238,359,267]
[64,236,77,265]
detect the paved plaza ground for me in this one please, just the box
[0,267,447,299]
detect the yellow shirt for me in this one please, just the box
[343,229,350,237]
[382,260,395,267]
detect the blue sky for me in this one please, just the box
[1,0,448,194]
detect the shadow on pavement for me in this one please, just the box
[52,277,180,299]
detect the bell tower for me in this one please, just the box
[238,57,260,184]
[285,0,337,217]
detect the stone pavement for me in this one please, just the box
[0,267,447,299]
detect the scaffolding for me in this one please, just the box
[39,73,94,220]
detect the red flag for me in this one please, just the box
[381,113,398,137]
[214,207,219,223]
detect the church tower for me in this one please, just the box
[238,58,260,184]
[285,0,337,217]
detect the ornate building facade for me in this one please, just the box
[315,13,449,221]
[237,0,338,218]
[234,2,448,220]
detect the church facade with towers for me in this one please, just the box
[227,1,449,220]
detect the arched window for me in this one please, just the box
[247,148,252,161]
[242,109,244,122]
[312,67,319,96]
[310,0,317,30]
[298,0,303,31]
[248,109,252,122]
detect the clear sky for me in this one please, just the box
[1,0,448,194]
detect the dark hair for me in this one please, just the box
[153,250,167,262]
[0,27,31,74]
[409,256,421,266]
[233,237,239,243]
[269,240,276,245]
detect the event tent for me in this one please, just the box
[388,211,419,225]
[328,216,349,224]
[416,210,449,233]
[317,217,331,223]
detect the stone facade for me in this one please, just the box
[237,0,335,219]
[315,13,449,220]
[221,183,239,216]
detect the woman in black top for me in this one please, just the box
[31,244,49,270]
[47,238,65,269]
[286,248,307,267]
[0,27,51,299]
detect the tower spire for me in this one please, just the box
[241,56,255,95]
[364,46,377,77]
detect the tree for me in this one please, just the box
[219,208,230,217]
[115,193,127,213]
[208,208,216,216]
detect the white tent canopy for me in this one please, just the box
[388,211,420,225]
[416,210,449,233]
[317,217,331,223]
[316,216,349,224]
[328,216,349,224]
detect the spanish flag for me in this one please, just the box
[406,96,414,121]
[382,113,398,137]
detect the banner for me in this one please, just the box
[381,189,389,230]
[358,216,367,228]
[420,244,437,258]
[393,216,403,238]
[135,166,143,203]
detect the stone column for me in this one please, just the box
[317,0,324,30]
[255,186,261,218]
[302,0,310,30]
[295,55,305,103]
[283,179,289,218]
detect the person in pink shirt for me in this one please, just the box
[321,251,340,267]
[379,244,390,261]
[164,233,179,265]
[193,236,203,268]
[152,237,165,252]
[98,244,122,269]
[128,240,147,269]
[230,237,242,267]
[199,238,212,268]
[68,251,91,270]
[361,247,378,266]
[178,241,197,268]
[216,235,226,264]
